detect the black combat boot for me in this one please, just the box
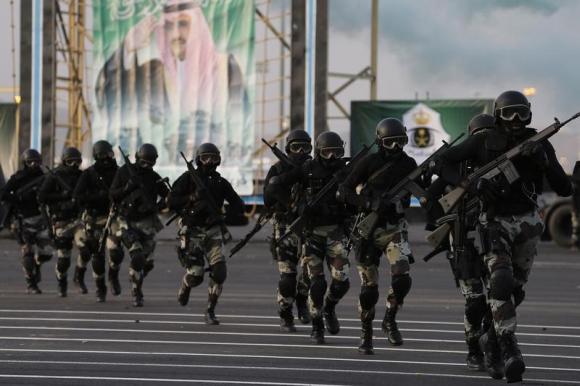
[323,299,340,335]
[108,267,121,296]
[479,326,504,380]
[279,307,297,332]
[204,294,220,325]
[499,332,525,383]
[295,293,311,324]
[310,316,325,344]
[177,281,192,306]
[358,319,374,355]
[96,277,107,303]
[132,287,144,307]
[466,335,485,371]
[26,273,42,294]
[382,305,403,346]
[73,266,88,294]
[57,277,67,298]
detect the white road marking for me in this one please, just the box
[0,374,345,386]
[0,336,578,360]
[0,360,579,384]
[1,325,580,347]
[0,309,578,330]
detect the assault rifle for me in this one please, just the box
[0,175,45,232]
[229,210,273,258]
[439,112,580,214]
[277,142,375,243]
[180,152,232,244]
[355,134,464,240]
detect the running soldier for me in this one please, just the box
[109,143,169,307]
[73,140,123,301]
[263,129,312,331]
[38,147,83,297]
[337,118,417,354]
[435,91,573,382]
[424,113,496,370]
[0,149,52,293]
[168,143,246,325]
[269,131,352,344]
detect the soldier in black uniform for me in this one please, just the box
[73,140,123,301]
[263,129,312,331]
[109,143,169,307]
[38,147,83,297]
[168,143,246,324]
[269,131,351,344]
[337,118,417,354]
[0,149,51,293]
[571,161,580,248]
[435,91,572,383]
[425,113,495,370]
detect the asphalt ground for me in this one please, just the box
[0,222,578,386]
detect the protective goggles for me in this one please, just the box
[95,151,114,161]
[64,159,82,167]
[319,147,345,160]
[380,136,408,150]
[24,160,41,167]
[288,141,312,154]
[198,153,221,165]
[138,159,155,168]
[497,104,531,122]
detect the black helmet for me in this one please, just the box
[135,143,158,168]
[375,118,408,150]
[195,142,221,167]
[468,113,495,135]
[493,90,532,127]
[21,148,41,167]
[92,140,114,160]
[61,147,82,167]
[315,131,344,160]
[285,129,312,155]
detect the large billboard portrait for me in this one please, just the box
[92,0,255,194]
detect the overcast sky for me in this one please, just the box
[1,0,579,168]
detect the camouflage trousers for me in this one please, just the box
[177,223,226,299]
[302,224,350,318]
[458,277,488,343]
[52,219,83,280]
[355,218,412,320]
[272,220,310,311]
[76,212,125,280]
[477,211,543,336]
[117,215,163,289]
[11,215,53,285]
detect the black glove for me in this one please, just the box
[124,177,140,193]
[521,141,548,169]
[475,178,502,202]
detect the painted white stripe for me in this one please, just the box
[3,325,580,344]
[0,360,579,383]
[0,309,577,330]
[0,336,578,360]
[0,375,343,386]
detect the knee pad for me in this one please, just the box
[490,267,513,301]
[359,285,379,311]
[54,237,73,250]
[130,251,146,272]
[209,262,227,285]
[513,285,525,308]
[391,274,412,305]
[109,248,124,267]
[37,254,52,264]
[309,275,327,308]
[329,278,350,301]
[21,253,35,272]
[144,259,154,276]
[278,273,297,299]
[465,295,487,328]
[78,247,91,264]
[185,273,204,288]
[92,256,106,276]
[56,257,71,274]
